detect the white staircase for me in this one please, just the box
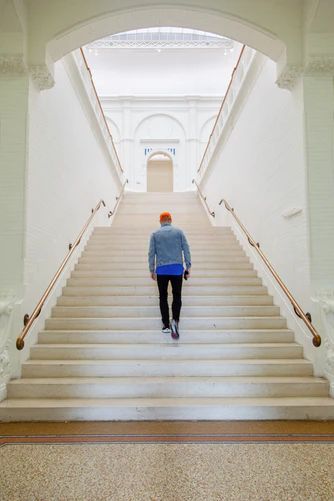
[1,192,334,420]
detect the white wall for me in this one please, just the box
[20,57,122,361]
[103,96,221,191]
[200,57,316,362]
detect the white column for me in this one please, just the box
[121,99,135,187]
[303,75,334,291]
[186,99,198,188]
[0,67,29,398]
[302,70,334,390]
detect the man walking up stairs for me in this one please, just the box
[1,192,334,421]
[148,210,192,339]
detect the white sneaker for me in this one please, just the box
[162,325,171,334]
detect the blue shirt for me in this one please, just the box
[148,223,191,273]
[156,263,184,275]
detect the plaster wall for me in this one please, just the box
[22,57,120,357]
[103,97,221,191]
[200,57,314,361]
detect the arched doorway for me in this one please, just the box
[147,152,173,192]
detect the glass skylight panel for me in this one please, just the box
[87,27,234,50]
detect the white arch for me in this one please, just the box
[199,115,217,141]
[147,150,174,163]
[134,113,186,138]
[45,4,285,64]
[105,117,121,143]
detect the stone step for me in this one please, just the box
[71,269,257,278]
[3,397,334,421]
[93,227,229,234]
[38,328,294,344]
[57,295,274,307]
[51,305,280,318]
[82,248,245,256]
[62,285,269,296]
[90,236,238,243]
[67,277,263,286]
[7,376,328,399]
[45,316,287,330]
[84,244,243,252]
[30,343,302,360]
[78,256,249,265]
[21,359,313,378]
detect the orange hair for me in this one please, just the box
[159,211,172,222]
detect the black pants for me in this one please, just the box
[157,274,183,327]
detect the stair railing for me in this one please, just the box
[192,179,215,218]
[108,179,128,218]
[79,48,124,177]
[197,44,246,176]
[220,198,321,347]
[16,199,108,350]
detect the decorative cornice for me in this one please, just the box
[276,64,304,90]
[305,54,334,75]
[276,54,334,89]
[30,64,55,90]
[0,54,26,75]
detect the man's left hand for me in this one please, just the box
[150,272,157,281]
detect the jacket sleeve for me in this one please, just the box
[181,231,191,269]
[148,233,156,273]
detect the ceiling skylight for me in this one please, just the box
[87,27,235,51]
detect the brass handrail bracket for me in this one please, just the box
[108,179,128,218]
[220,198,321,348]
[192,180,215,218]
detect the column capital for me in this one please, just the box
[305,53,334,75]
[276,63,304,90]
[0,54,26,75]
[30,64,55,90]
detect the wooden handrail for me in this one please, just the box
[80,48,124,174]
[197,45,246,174]
[219,198,321,347]
[16,199,108,350]
[108,179,128,218]
[192,179,215,218]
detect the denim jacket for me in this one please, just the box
[148,223,191,273]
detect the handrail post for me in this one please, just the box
[219,198,321,347]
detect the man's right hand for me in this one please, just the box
[150,272,157,281]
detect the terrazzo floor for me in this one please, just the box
[1,421,334,500]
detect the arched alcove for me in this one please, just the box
[147,151,173,192]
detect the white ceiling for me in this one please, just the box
[84,30,243,97]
